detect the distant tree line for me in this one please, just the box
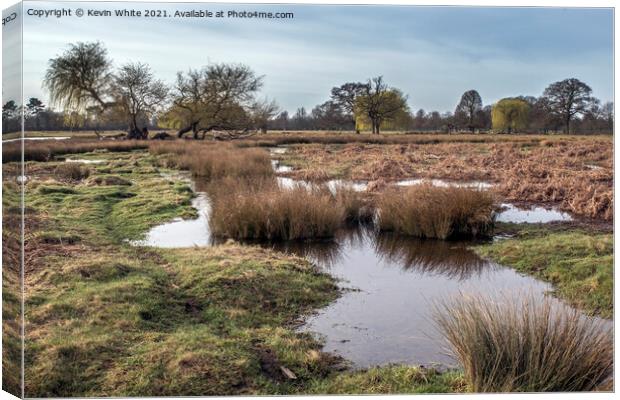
[268,79,613,134]
[1,41,613,136]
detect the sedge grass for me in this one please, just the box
[434,294,613,392]
[378,184,495,239]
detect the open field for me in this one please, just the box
[2,132,613,395]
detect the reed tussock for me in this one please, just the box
[434,294,613,392]
[208,179,344,240]
[149,142,273,180]
[378,184,495,239]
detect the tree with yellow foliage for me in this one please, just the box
[492,98,530,133]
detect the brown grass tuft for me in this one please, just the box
[377,184,495,239]
[335,186,375,224]
[434,294,613,392]
[208,178,345,240]
[53,163,90,182]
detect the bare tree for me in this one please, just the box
[543,78,595,134]
[171,63,263,139]
[114,63,168,139]
[356,76,408,134]
[455,90,482,132]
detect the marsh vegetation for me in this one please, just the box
[434,294,613,392]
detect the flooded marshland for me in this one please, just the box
[128,150,601,369]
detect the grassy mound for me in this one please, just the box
[476,230,613,318]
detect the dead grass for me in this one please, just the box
[434,294,613,392]
[238,131,576,147]
[281,137,612,220]
[377,184,495,239]
[335,186,374,224]
[149,141,273,180]
[2,140,148,163]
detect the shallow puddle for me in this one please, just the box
[271,159,293,173]
[130,193,211,248]
[396,178,494,189]
[496,203,573,223]
[268,146,289,155]
[276,177,368,193]
[131,171,212,247]
[65,158,106,164]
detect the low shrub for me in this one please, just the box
[434,294,613,392]
[377,184,495,239]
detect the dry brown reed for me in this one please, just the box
[283,137,612,220]
[434,294,613,392]
[377,184,495,239]
[208,178,345,240]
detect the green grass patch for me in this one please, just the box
[476,230,612,318]
[306,365,465,394]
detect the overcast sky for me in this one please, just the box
[7,1,615,114]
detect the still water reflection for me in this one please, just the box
[261,227,552,368]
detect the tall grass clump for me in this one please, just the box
[149,142,273,180]
[434,294,613,392]
[54,163,90,181]
[377,184,495,239]
[208,178,345,240]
